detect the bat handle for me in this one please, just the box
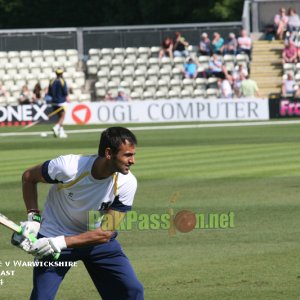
[27,232,61,260]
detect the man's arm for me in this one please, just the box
[22,164,47,213]
[65,209,125,247]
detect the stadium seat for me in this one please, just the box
[157,79,169,93]
[125,47,137,59]
[88,48,100,62]
[147,68,159,81]
[73,72,85,87]
[173,56,185,68]
[193,89,206,98]
[144,79,157,93]
[79,93,91,102]
[40,62,53,75]
[14,74,26,89]
[150,46,160,57]
[5,63,18,76]
[20,51,32,64]
[207,77,218,88]
[101,48,114,60]
[195,78,208,90]
[0,52,8,66]
[206,88,219,99]
[137,47,150,59]
[38,73,50,89]
[283,63,295,74]
[29,62,41,75]
[121,69,134,84]
[155,90,168,100]
[181,89,193,98]
[143,90,155,100]
[136,57,148,70]
[148,57,160,69]
[198,56,210,69]
[111,58,123,72]
[134,69,146,83]
[31,50,43,64]
[168,89,179,99]
[171,67,183,79]
[123,57,135,70]
[130,91,142,100]
[132,80,144,94]
[43,50,55,64]
[182,78,194,92]
[109,69,121,85]
[113,48,125,60]
[169,78,182,93]
[8,51,20,64]
[159,67,171,81]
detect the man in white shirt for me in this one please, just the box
[12,127,144,300]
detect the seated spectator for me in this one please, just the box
[18,85,32,105]
[218,73,233,99]
[237,29,252,60]
[32,82,43,104]
[274,7,289,40]
[282,39,298,63]
[221,32,238,55]
[281,73,297,96]
[115,87,131,101]
[173,32,189,57]
[183,57,199,79]
[199,32,212,56]
[159,37,173,59]
[287,7,300,32]
[240,75,261,98]
[104,91,115,101]
[0,81,9,97]
[206,54,225,78]
[211,32,224,54]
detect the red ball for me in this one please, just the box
[174,210,196,233]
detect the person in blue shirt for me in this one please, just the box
[49,68,69,138]
[183,58,199,79]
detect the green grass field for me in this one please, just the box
[0,122,300,299]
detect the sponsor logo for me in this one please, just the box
[71,104,91,124]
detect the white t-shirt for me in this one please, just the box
[39,154,137,237]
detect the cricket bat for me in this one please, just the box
[0,212,60,260]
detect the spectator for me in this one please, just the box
[206,53,225,78]
[0,81,9,98]
[282,39,298,63]
[159,37,173,59]
[221,32,238,55]
[274,7,289,40]
[183,57,199,79]
[240,74,262,98]
[281,73,297,96]
[237,29,252,60]
[199,32,212,56]
[287,7,300,33]
[211,32,224,54]
[32,82,43,104]
[18,85,32,105]
[104,91,115,101]
[115,87,131,101]
[218,73,233,99]
[173,32,189,57]
[232,64,248,98]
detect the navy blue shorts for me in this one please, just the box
[30,239,144,300]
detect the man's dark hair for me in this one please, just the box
[98,127,137,157]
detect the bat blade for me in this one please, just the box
[0,213,22,233]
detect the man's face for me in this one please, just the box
[111,140,136,175]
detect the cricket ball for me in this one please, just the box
[174,210,196,233]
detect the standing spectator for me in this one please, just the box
[274,7,289,40]
[240,74,262,98]
[237,29,252,60]
[218,73,233,99]
[221,32,238,55]
[282,39,298,63]
[159,37,173,59]
[173,32,189,57]
[18,85,32,105]
[199,32,212,56]
[281,73,297,96]
[232,64,248,98]
[49,68,69,138]
[183,57,199,79]
[287,7,300,33]
[211,32,224,54]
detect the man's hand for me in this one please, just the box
[11,233,32,252]
[22,212,41,238]
[29,236,66,259]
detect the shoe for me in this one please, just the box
[59,127,68,138]
[52,126,59,137]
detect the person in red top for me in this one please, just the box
[282,39,298,63]
[159,37,173,59]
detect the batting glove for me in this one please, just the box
[21,212,41,238]
[29,236,67,259]
[11,233,32,252]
